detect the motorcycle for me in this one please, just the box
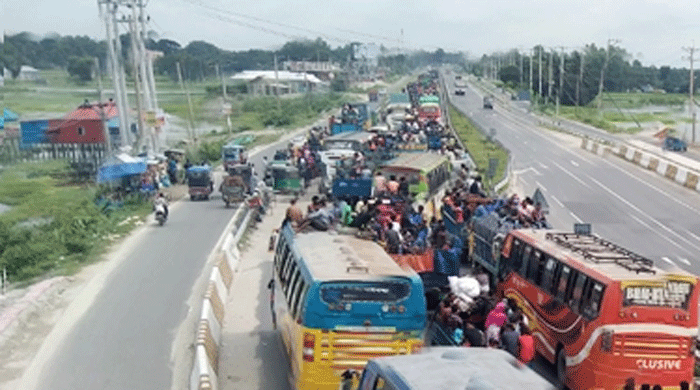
[154,203,167,226]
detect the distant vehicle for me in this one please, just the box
[454,89,465,96]
[483,96,494,109]
[663,136,687,152]
[349,347,554,390]
[455,74,462,80]
[186,165,213,200]
[221,143,246,171]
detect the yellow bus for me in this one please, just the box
[269,225,427,390]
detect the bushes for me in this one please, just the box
[0,163,151,282]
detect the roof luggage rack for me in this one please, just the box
[545,232,656,274]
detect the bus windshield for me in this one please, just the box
[321,281,411,304]
[622,279,694,309]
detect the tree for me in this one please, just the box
[498,65,520,85]
[67,56,94,81]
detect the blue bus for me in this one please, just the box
[270,224,426,390]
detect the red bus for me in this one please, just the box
[495,230,698,390]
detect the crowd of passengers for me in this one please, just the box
[441,164,549,229]
[282,171,463,260]
[433,291,536,366]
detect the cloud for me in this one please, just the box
[3,0,700,67]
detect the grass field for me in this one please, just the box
[0,161,151,282]
[448,103,508,190]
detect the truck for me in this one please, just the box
[330,103,369,135]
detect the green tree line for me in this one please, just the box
[477,44,697,106]
[1,31,469,84]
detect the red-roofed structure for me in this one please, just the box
[47,100,118,144]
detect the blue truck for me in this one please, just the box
[331,103,369,135]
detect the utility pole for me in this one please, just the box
[597,39,620,110]
[577,50,584,108]
[683,43,698,144]
[127,14,146,153]
[519,50,523,86]
[538,48,543,102]
[274,53,281,111]
[530,49,534,107]
[557,47,565,116]
[176,62,195,142]
[99,0,130,149]
[94,57,112,155]
[548,50,554,104]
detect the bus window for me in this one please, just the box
[570,273,588,312]
[542,257,557,292]
[274,237,287,270]
[509,239,524,271]
[278,244,291,274]
[287,269,302,305]
[519,245,532,276]
[283,261,298,295]
[581,281,605,319]
[373,376,396,390]
[291,283,308,319]
[556,265,571,302]
[526,250,544,283]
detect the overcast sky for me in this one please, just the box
[4,0,700,68]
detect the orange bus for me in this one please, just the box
[495,229,698,390]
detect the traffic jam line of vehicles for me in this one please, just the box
[234,70,699,390]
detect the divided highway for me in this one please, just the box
[448,75,700,273]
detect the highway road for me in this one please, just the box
[18,121,322,390]
[447,74,700,273]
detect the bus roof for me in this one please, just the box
[293,232,416,281]
[369,347,554,390]
[326,131,375,142]
[512,229,697,283]
[382,153,449,173]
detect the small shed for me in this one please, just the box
[47,101,119,144]
[17,65,40,81]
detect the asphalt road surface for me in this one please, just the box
[19,121,322,390]
[446,74,700,275]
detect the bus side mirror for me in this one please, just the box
[267,279,274,289]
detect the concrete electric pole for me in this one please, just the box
[683,43,698,144]
[597,39,620,110]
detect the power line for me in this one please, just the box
[178,0,350,44]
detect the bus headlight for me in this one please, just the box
[382,304,389,312]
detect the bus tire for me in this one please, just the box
[556,347,567,386]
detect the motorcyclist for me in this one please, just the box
[154,192,169,219]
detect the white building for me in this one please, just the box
[17,65,40,81]
[230,70,327,96]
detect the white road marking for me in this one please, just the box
[586,175,700,253]
[683,229,700,243]
[551,195,565,208]
[662,257,677,266]
[552,161,590,188]
[569,211,583,223]
[512,167,542,176]
[535,181,547,192]
[596,154,700,215]
[628,214,692,256]
[570,160,579,167]
[538,162,549,169]
[678,257,691,266]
